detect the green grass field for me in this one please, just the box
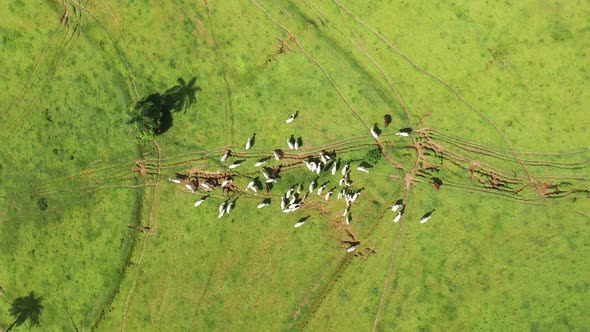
[1,1,589,331]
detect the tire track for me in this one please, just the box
[204,1,235,146]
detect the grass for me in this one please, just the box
[0,0,588,331]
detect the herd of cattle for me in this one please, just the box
[169,112,434,252]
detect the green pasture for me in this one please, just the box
[1,0,588,331]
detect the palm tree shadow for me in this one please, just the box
[6,291,44,331]
[130,77,201,137]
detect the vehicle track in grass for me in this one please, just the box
[4,1,83,133]
[120,140,162,332]
[1,0,70,120]
[204,1,235,147]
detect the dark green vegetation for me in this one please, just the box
[129,77,201,142]
[1,0,588,331]
[6,292,44,331]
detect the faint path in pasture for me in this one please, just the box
[249,0,370,131]
[2,0,69,120]
[205,1,235,147]
[71,0,139,100]
[120,141,162,332]
[4,1,83,133]
[331,0,541,199]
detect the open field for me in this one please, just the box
[1,0,589,331]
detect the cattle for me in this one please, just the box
[286,111,299,123]
[357,166,369,173]
[419,210,435,224]
[395,127,413,136]
[246,133,256,150]
[221,150,231,162]
[391,199,403,212]
[346,243,359,252]
[294,220,305,227]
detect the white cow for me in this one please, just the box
[294,220,305,228]
[324,190,333,201]
[341,163,350,175]
[221,150,231,162]
[371,127,379,140]
[286,111,298,123]
[317,184,327,196]
[357,166,369,173]
[347,244,359,252]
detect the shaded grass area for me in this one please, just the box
[1,0,588,331]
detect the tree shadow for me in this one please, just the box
[129,77,201,140]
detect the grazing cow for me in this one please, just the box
[342,206,349,217]
[317,183,327,196]
[246,133,256,150]
[342,163,350,176]
[338,177,346,186]
[391,199,403,212]
[357,166,369,173]
[395,128,413,136]
[185,182,197,192]
[266,178,276,183]
[218,210,225,218]
[246,180,255,190]
[287,135,295,149]
[319,152,328,164]
[300,191,309,202]
[294,220,305,228]
[315,164,322,175]
[324,190,334,201]
[255,158,268,167]
[432,177,443,190]
[286,187,294,199]
[331,160,339,175]
[345,214,352,225]
[228,160,242,169]
[225,201,235,214]
[257,202,269,209]
[194,195,209,207]
[286,111,299,123]
[347,243,359,252]
[273,149,284,161]
[309,179,317,192]
[246,180,258,195]
[221,177,232,187]
[281,197,287,210]
[384,114,392,127]
[419,210,435,224]
[221,150,231,162]
[261,169,270,179]
[393,211,402,223]
[200,182,213,191]
[219,202,227,213]
[371,124,381,140]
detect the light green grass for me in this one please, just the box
[1,0,588,331]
